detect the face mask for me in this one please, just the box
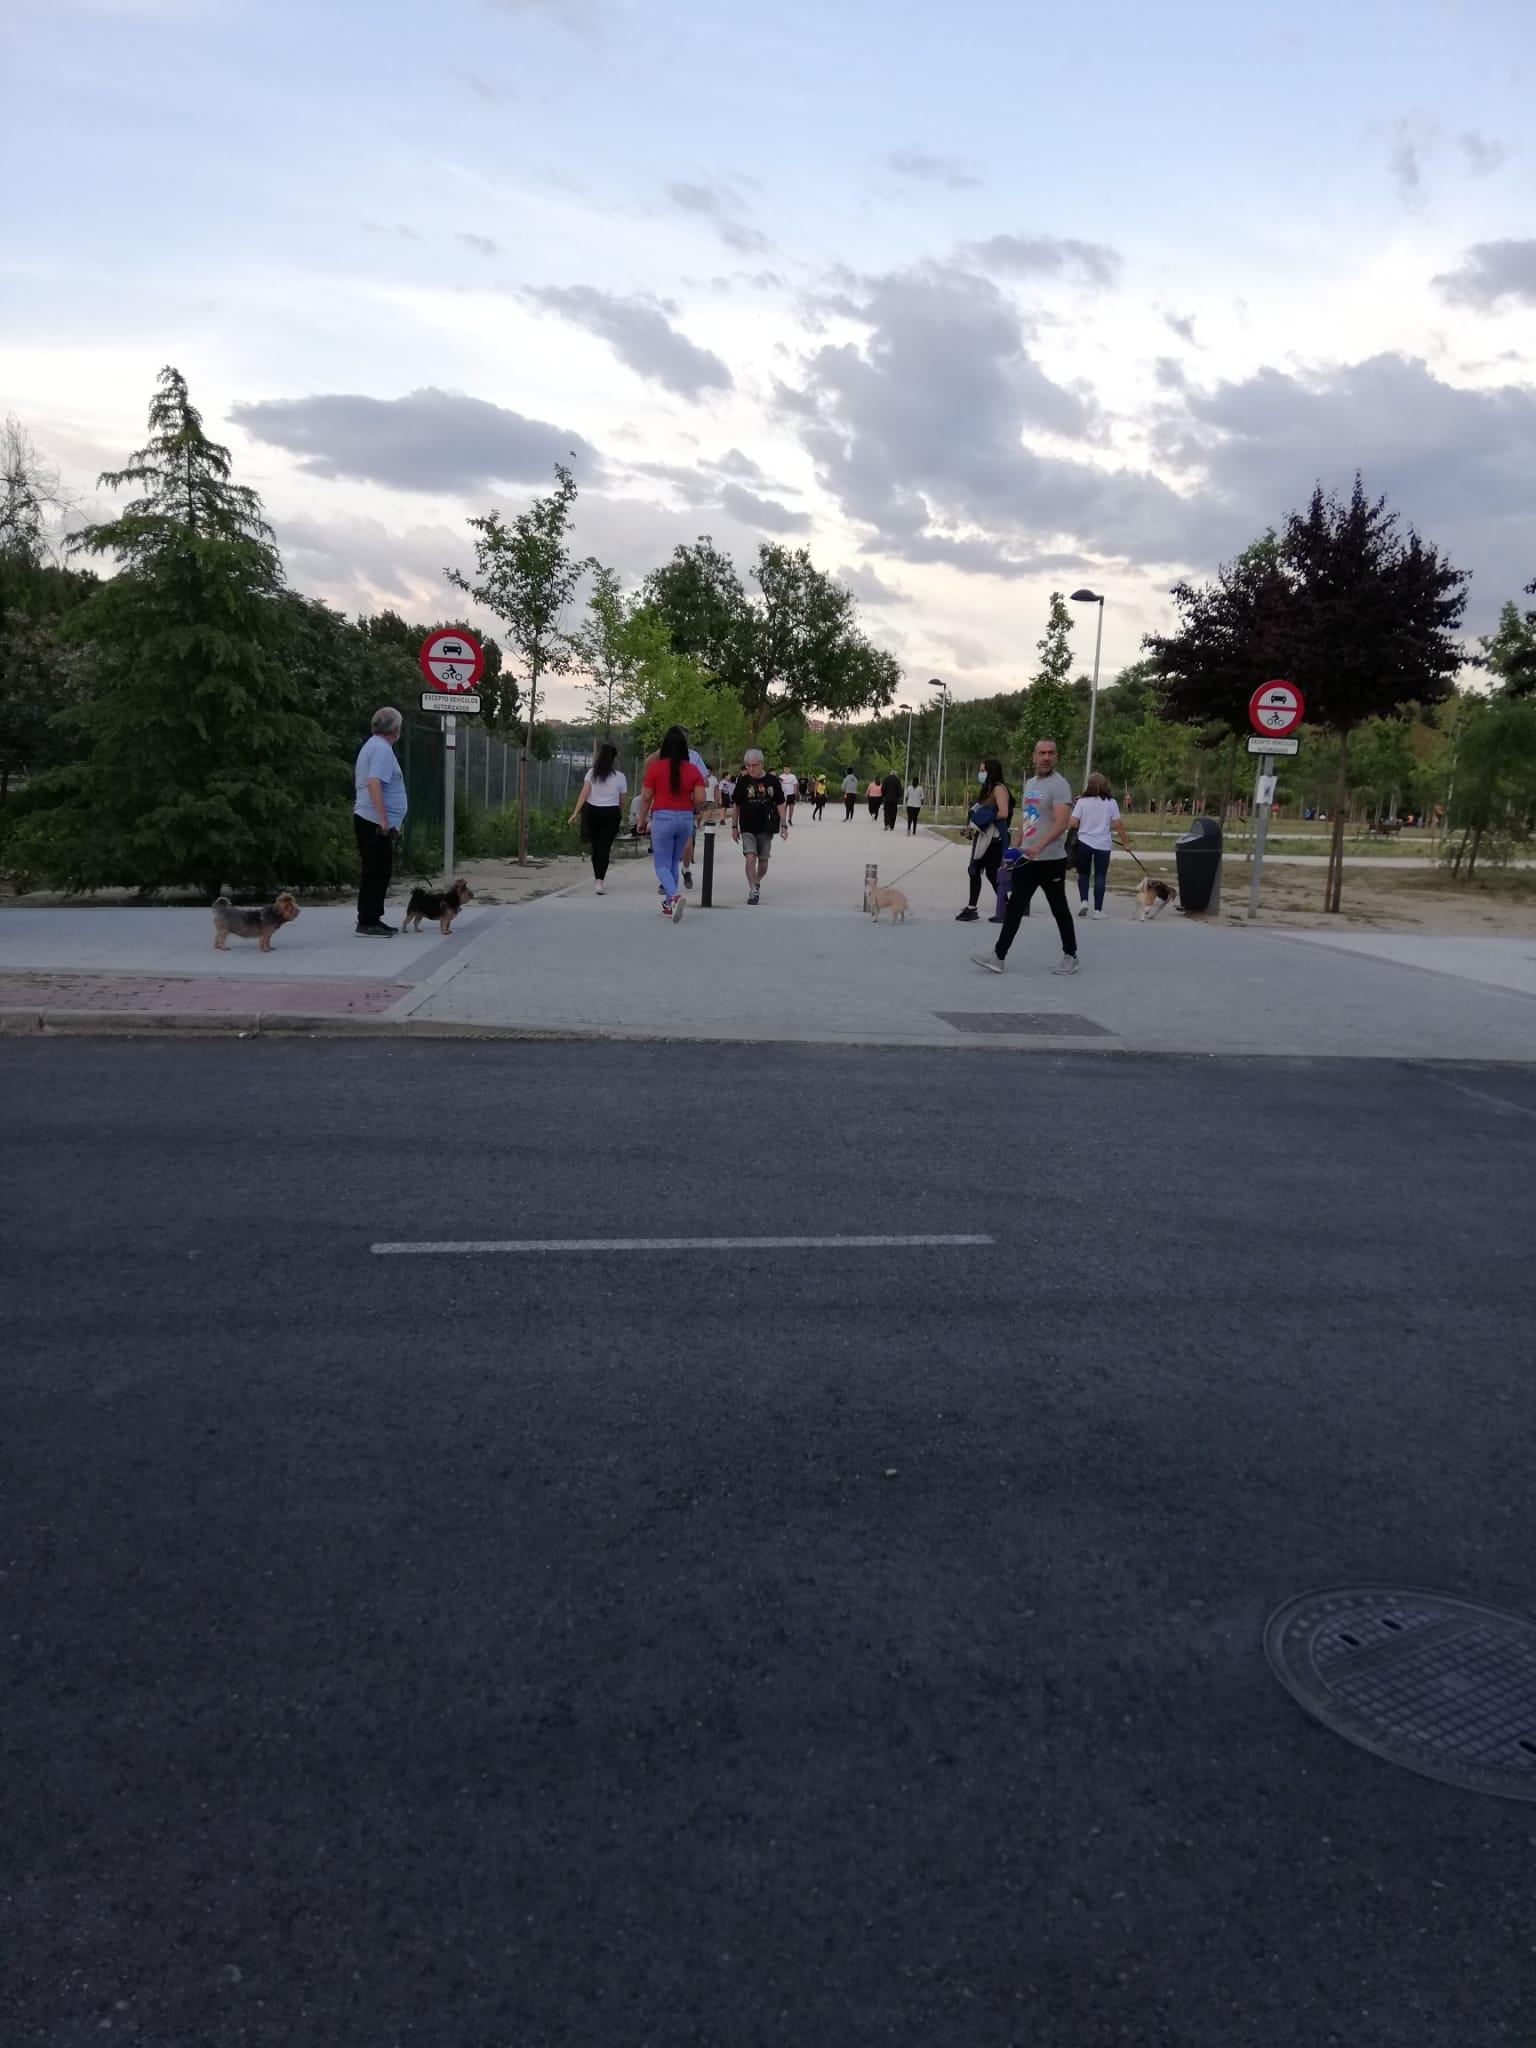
[977,770,987,784]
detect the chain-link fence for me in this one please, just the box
[399,719,650,865]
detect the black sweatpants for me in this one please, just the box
[844,795,856,819]
[906,806,920,834]
[583,803,622,880]
[354,815,395,926]
[994,858,1076,961]
[882,799,899,830]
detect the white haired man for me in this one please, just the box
[731,747,788,906]
[354,706,407,936]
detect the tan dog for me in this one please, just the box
[212,893,300,952]
[866,884,909,924]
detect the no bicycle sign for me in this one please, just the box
[1249,679,1304,738]
[419,629,484,692]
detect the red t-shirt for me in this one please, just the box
[642,758,706,811]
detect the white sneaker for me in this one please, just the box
[1092,907,1103,918]
[595,880,604,895]
[971,951,1004,974]
[1053,954,1079,975]
[670,894,685,923]
[1076,898,1088,917]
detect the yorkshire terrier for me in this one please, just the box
[403,879,475,933]
[211,893,300,952]
[1135,876,1180,920]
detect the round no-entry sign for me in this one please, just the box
[420,629,484,692]
[1249,679,1304,737]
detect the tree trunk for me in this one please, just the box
[1467,826,1482,881]
[1451,821,1471,879]
[1220,732,1237,821]
[1324,728,1350,913]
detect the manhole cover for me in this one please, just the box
[934,1011,1112,1038]
[1265,1587,1536,1801]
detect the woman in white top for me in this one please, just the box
[568,741,628,894]
[1070,771,1132,917]
[903,782,925,834]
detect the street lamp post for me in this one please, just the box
[927,677,949,820]
[1070,589,1106,782]
[899,702,913,785]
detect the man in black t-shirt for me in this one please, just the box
[731,745,788,905]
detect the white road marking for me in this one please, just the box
[1420,1073,1536,1123]
[372,1234,994,1256]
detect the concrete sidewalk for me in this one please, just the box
[2,822,1533,1059]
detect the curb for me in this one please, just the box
[3,1005,1536,1068]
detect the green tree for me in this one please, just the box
[9,367,344,893]
[448,461,589,864]
[571,564,645,734]
[1446,694,1536,875]
[647,538,900,735]
[1012,593,1084,766]
[1479,594,1536,698]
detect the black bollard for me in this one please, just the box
[701,823,716,908]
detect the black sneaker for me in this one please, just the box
[955,906,979,922]
[356,921,398,936]
[683,867,694,890]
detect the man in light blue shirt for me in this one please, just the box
[353,706,408,934]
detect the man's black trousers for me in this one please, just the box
[994,857,1076,960]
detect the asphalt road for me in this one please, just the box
[5,1040,1536,2048]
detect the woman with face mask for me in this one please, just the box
[955,758,1011,922]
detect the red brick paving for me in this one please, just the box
[0,973,412,1016]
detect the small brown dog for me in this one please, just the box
[1135,876,1179,920]
[865,883,909,924]
[403,879,475,933]
[212,893,300,952]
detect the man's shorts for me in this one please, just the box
[738,827,774,862]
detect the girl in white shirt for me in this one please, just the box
[1069,771,1131,917]
[568,741,628,894]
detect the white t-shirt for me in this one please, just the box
[780,771,799,796]
[585,768,628,810]
[1070,795,1121,852]
[904,784,925,806]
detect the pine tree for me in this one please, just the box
[11,368,346,893]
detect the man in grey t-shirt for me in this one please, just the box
[974,737,1079,975]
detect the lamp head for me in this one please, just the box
[1070,588,1103,605]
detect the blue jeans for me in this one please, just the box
[650,809,693,898]
[1076,844,1111,908]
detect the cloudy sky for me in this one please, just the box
[5,0,1534,713]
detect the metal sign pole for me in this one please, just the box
[1247,753,1272,919]
[444,714,456,878]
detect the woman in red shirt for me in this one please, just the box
[635,726,706,923]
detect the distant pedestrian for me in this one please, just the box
[812,775,827,819]
[866,779,881,819]
[731,746,788,905]
[781,767,800,822]
[880,771,902,830]
[354,706,407,937]
[955,758,1011,923]
[972,738,1077,976]
[568,740,627,896]
[636,725,705,923]
[1070,771,1131,919]
[842,770,858,820]
[903,780,925,834]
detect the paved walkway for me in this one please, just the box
[3,820,1533,1058]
